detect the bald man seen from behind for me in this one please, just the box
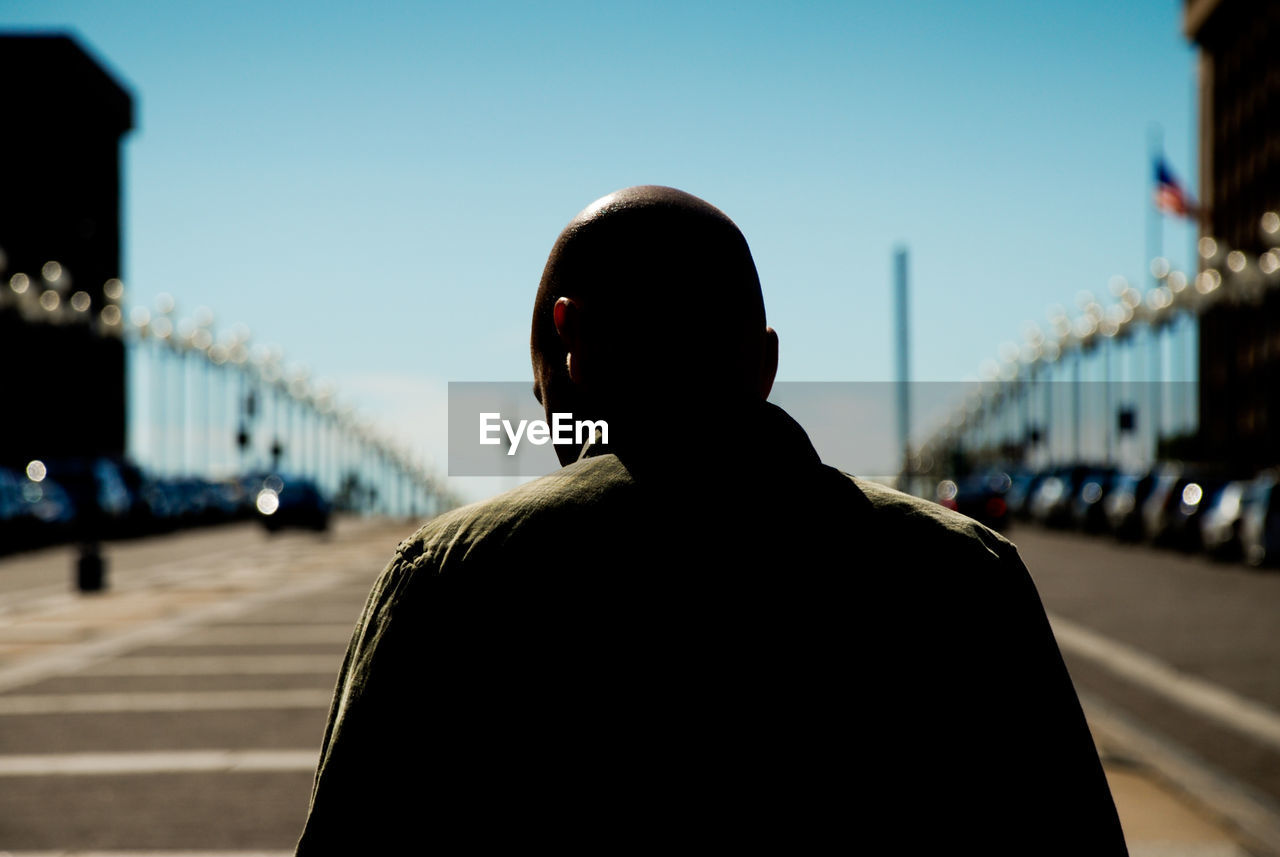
[295,186,1128,854]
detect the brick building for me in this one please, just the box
[1185,0,1280,470]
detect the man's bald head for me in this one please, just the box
[531,186,775,433]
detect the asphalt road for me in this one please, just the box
[0,515,1276,854]
[0,517,412,854]
[1009,522,1280,823]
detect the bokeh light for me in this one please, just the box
[1196,269,1222,294]
[255,489,280,516]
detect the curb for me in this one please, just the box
[1083,692,1280,857]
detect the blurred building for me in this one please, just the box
[0,33,134,468]
[1185,0,1280,471]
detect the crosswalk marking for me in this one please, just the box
[2,850,293,855]
[0,688,333,715]
[164,625,354,646]
[0,571,354,694]
[0,748,319,777]
[82,655,341,676]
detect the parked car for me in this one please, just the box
[37,457,134,538]
[1240,470,1280,568]
[1029,466,1088,528]
[1104,469,1157,541]
[936,470,1011,530]
[1003,469,1042,520]
[1147,470,1224,551]
[16,472,77,548]
[1070,467,1117,533]
[254,474,331,532]
[1200,479,1251,560]
[1140,465,1185,544]
[0,467,33,553]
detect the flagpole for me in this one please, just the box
[1187,66,1200,445]
[1147,122,1164,463]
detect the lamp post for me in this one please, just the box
[192,307,215,478]
[153,294,177,476]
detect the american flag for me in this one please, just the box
[1153,157,1196,218]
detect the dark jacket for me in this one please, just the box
[296,402,1127,854]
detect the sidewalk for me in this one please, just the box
[1100,746,1253,856]
[1088,694,1279,857]
[0,525,1266,856]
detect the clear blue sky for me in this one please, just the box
[4,0,1198,498]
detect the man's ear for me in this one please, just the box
[759,326,779,400]
[553,297,585,385]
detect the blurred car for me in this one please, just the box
[1104,469,1157,541]
[936,470,1011,530]
[140,477,185,532]
[1147,471,1224,551]
[1199,479,1251,560]
[1029,466,1088,528]
[254,474,331,532]
[0,467,33,553]
[18,472,77,548]
[35,457,134,539]
[1006,469,1049,520]
[1240,470,1280,568]
[1140,465,1185,545]
[1069,467,1117,533]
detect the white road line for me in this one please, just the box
[0,571,352,694]
[1082,693,1280,857]
[0,689,333,715]
[221,609,360,625]
[0,535,272,616]
[0,748,319,777]
[0,853,292,857]
[165,625,353,646]
[1049,612,1280,754]
[82,655,341,676]
[1125,846,1246,857]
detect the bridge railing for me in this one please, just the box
[2,256,456,538]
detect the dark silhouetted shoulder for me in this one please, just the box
[851,474,1019,561]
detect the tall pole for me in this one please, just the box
[894,246,910,478]
[1044,365,1054,466]
[1072,349,1082,462]
[1103,336,1114,465]
[174,348,186,476]
[150,338,163,475]
[1148,123,1164,462]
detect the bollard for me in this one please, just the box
[76,542,107,593]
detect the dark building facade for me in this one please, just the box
[0,34,134,468]
[1186,0,1280,470]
